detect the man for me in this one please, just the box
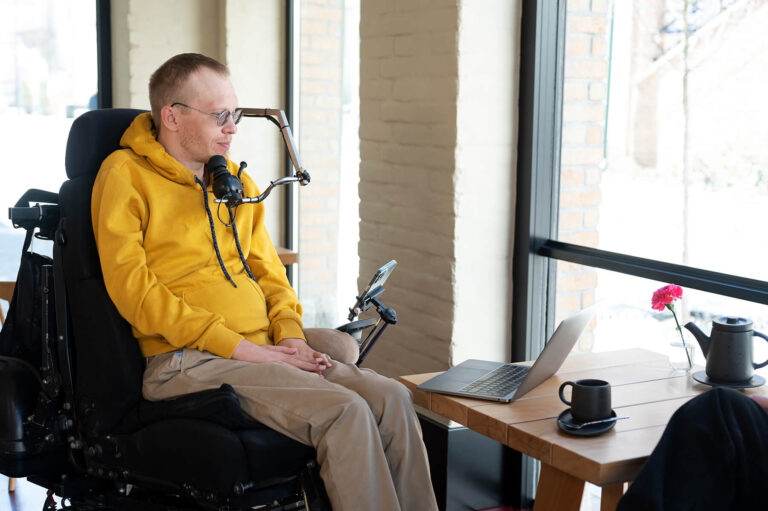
[617,388,768,510]
[91,53,437,511]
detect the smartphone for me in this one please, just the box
[360,260,397,301]
[349,260,397,318]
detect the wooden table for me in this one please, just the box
[276,246,297,265]
[399,348,768,511]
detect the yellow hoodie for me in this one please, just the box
[91,113,304,358]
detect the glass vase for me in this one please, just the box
[669,336,695,372]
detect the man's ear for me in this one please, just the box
[160,105,180,132]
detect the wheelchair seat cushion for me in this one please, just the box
[108,418,314,495]
[135,384,260,431]
[236,428,315,484]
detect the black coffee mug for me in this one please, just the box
[558,379,612,423]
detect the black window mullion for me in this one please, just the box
[96,0,112,109]
[540,240,768,305]
[513,0,567,362]
[512,0,567,507]
[284,0,296,285]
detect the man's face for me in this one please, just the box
[175,67,238,168]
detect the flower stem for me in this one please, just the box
[667,304,693,369]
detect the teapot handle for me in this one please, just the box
[753,331,768,369]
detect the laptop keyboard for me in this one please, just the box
[460,364,530,397]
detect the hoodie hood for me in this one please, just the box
[120,112,198,186]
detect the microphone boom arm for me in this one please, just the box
[240,108,310,186]
[237,175,304,204]
[213,108,311,206]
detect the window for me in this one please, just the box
[295,0,360,327]
[554,0,768,358]
[0,0,107,284]
[516,0,768,358]
[515,1,768,504]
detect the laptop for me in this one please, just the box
[417,307,594,403]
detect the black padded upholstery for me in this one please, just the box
[58,109,317,500]
[58,177,143,435]
[117,419,252,493]
[64,108,144,179]
[60,109,146,435]
[237,429,316,483]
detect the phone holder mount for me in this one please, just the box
[338,282,398,366]
[208,108,310,206]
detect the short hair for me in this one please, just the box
[148,53,230,128]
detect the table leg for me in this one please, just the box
[600,482,626,511]
[533,463,585,511]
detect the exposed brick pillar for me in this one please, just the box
[359,0,519,376]
[358,0,460,376]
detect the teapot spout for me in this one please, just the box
[684,322,709,357]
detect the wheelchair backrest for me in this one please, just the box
[59,109,148,437]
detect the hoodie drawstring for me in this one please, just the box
[197,176,258,288]
[197,176,236,287]
[228,206,257,282]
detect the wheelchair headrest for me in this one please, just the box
[65,108,147,179]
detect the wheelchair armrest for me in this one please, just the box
[337,318,378,335]
[304,328,360,365]
[136,384,260,430]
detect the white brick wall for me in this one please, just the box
[359,0,520,377]
[358,1,459,377]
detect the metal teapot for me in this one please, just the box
[684,317,768,382]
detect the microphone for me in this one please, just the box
[206,155,243,206]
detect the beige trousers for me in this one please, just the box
[143,349,438,511]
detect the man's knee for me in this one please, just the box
[384,377,412,400]
[330,389,376,425]
[368,376,413,411]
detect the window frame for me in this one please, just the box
[96,0,112,109]
[513,0,566,363]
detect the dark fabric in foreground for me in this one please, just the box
[618,387,768,511]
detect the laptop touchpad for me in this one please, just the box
[442,365,489,384]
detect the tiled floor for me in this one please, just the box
[0,476,52,511]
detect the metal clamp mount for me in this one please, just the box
[214,108,310,205]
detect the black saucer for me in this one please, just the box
[557,409,617,437]
[692,370,766,389]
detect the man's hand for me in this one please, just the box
[278,337,332,374]
[750,394,768,412]
[231,339,328,375]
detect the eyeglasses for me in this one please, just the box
[171,102,243,127]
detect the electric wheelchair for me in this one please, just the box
[0,108,397,510]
